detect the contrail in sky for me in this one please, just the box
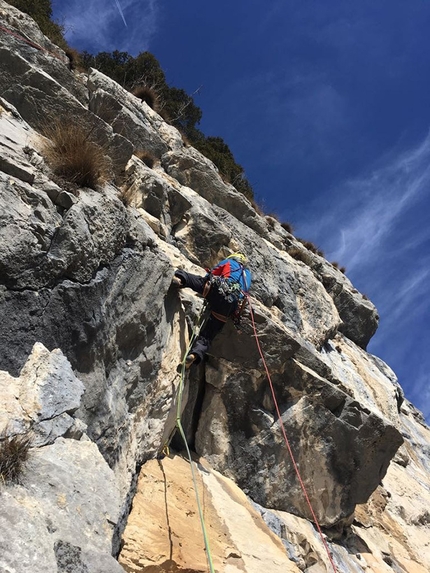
[113,0,128,27]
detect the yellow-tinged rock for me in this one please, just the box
[119,455,300,573]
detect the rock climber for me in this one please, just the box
[172,252,252,368]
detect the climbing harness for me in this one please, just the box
[246,293,339,573]
[162,302,216,573]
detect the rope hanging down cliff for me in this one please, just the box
[169,272,338,573]
[174,302,216,573]
[0,23,64,62]
[246,294,339,573]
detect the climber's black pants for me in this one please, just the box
[174,269,236,364]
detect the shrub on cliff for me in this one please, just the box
[40,119,111,190]
[281,221,294,234]
[131,85,162,114]
[287,247,314,266]
[297,237,324,257]
[192,135,254,200]
[135,149,157,168]
[80,50,254,199]
[0,429,32,484]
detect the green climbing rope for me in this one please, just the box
[175,302,215,573]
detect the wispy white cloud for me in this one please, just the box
[295,129,430,273]
[57,0,160,54]
[290,130,430,421]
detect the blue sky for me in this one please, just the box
[52,0,430,422]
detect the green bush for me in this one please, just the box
[192,135,253,199]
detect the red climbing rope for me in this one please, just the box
[0,23,65,62]
[246,295,339,573]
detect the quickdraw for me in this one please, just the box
[207,274,243,303]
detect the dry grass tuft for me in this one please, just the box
[65,48,86,73]
[287,247,314,266]
[0,429,32,485]
[250,199,264,216]
[40,119,111,190]
[297,238,324,257]
[181,133,192,147]
[131,85,160,111]
[135,149,157,168]
[280,221,294,234]
[331,261,346,274]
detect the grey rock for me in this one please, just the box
[19,343,85,421]
[289,245,379,348]
[88,77,168,157]
[0,4,427,568]
[0,98,36,184]
[54,541,125,573]
[0,152,35,183]
[0,491,59,573]
[33,413,75,446]
[0,438,122,573]
[55,540,89,573]
[80,550,126,573]
[56,189,77,209]
[0,172,62,289]
[0,176,129,290]
[161,147,267,235]
[122,157,192,234]
[0,343,85,445]
[0,0,87,104]
[195,357,403,527]
[0,50,133,175]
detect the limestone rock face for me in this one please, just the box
[0,3,429,572]
[0,345,124,573]
[194,355,403,527]
[119,456,300,573]
[0,342,84,445]
[88,69,172,157]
